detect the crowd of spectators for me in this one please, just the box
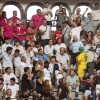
[0,1,100,100]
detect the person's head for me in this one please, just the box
[87,31,93,38]
[43,19,47,26]
[21,56,26,62]
[72,20,77,27]
[37,9,42,16]
[59,78,63,85]
[48,39,53,45]
[50,56,56,63]
[7,19,12,25]
[87,12,92,19]
[76,17,81,26]
[93,68,97,75]
[6,89,12,96]
[13,10,17,17]
[6,47,13,54]
[96,29,100,36]
[5,38,10,44]
[14,49,20,57]
[73,35,78,42]
[2,11,6,18]
[25,44,31,51]
[70,69,75,76]
[57,38,62,44]
[38,49,44,55]
[10,78,15,85]
[5,67,11,74]
[27,21,34,28]
[59,3,63,9]
[28,95,33,100]
[57,24,62,31]
[5,97,11,100]
[15,40,20,46]
[22,89,30,96]
[62,8,66,14]
[82,39,87,46]
[44,61,49,69]
[94,3,99,10]
[45,2,49,8]
[16,20,22,26]
[60,47,65,55]
[63,21,68,28]
[24,67,30,74]
[44,80,49,85]
[76,8,81,15]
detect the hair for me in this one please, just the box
[24,67,29,73]
[6,47,12,52]
[21,56,26,61]
[52,64,59,86]
[5,97,11,100]
[5,67,11,72]
[45,2,49,4]
[15,49,20,53]
[37,9,41,12]
[2,11,6,19]
[25,44,31,50]
[10,77,15,82]
[38,48,42,52]
[95,3,99,6]
[50,56,56,60]
[44,61,49,69]
[13,10,17,13]
[0,78,4,82]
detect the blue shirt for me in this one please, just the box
[35,54,48,61]
[83,17,94,32]
[71,41,83,53]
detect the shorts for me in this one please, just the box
[96,84,100,95]
[84,90,91,97]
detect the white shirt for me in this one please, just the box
[48,63,62,74]
[3,73,18,85]
[44,45,54,56]
[20,62,27,76]
[56,53,70,69]
[23,51,34,66]
[84,45,90,52]
[42,8,52,21]
[1,43,12,54]
[2,53,13,68]
[54,43,66,54]
[39,25,50,39]
[70,26,82,43]
[7,84,19,97]
[13,56,21,68]
[13,45,25,55]
[92,9,100,20]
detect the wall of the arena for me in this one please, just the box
[0,0,99,20]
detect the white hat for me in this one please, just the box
[56,74,63,80]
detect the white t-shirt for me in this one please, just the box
[54,43,66,54]
[56,53,70,69]
[44,45,54,56]
[92,10,100,20]
[3,73,18,85]
[42,8,52,21]
[7,84,19,97]
[13,56,21,68]
[39,25,50,39]
[2,53,13,68]
[70,26,82,43]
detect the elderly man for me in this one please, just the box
[56,47,70,73]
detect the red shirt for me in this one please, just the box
[54,31,62,41]
[14,25,26,41]
[3,24,14,40]
[9,17,20,27]
[1,18,7,28]
[31,14,45,29]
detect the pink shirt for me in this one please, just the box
[14,25,26,41]
[9,17,20,27]
[31,14,45,29]
[3,24,14,40]
[1,18,7,28]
